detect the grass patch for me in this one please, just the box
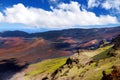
[92,45,113,60]
[83,58,114,80]
[82,45,113,58]
[25,57,67,77]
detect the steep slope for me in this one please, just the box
[20,35,120,80]
[23,58,67,80]
[46,35,120,80]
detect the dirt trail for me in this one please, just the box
[10,72,25,80]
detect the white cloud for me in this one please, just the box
[88,0,120,13]
[102,0,120,11]
[48,0,59,5]
[0,13,4,21]
[88,0,100,8]
[0,1,118,29]
[102,1,111,10]
[49,0,57,2]
[41,0,58,4]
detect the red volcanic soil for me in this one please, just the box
[57,36,72,40]
[57,37,75,43]
[0,37,71,65]
[3,37,24,47]
[63,39,76,44]
[79,39,98,48]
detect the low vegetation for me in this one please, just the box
[24,57,67,80]
[46,45,119,80]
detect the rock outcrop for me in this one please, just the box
[113,35,120,50]
[102,66,120,80]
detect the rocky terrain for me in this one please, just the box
[19,35,120,80]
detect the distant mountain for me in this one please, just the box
[31,27,120,40]
[0,30,29,37]
[0,27,120,40]
[0,27,120,50]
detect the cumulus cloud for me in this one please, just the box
[88,0,120,13]
[102,0,120,11]
[88,0,100,8]
[0,1,118,29]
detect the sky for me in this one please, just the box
[0,0,120,32]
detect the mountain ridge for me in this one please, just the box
[0,26,120,39]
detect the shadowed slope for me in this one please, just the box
[0,58,28,80]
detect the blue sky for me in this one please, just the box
[0,0,120,32]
